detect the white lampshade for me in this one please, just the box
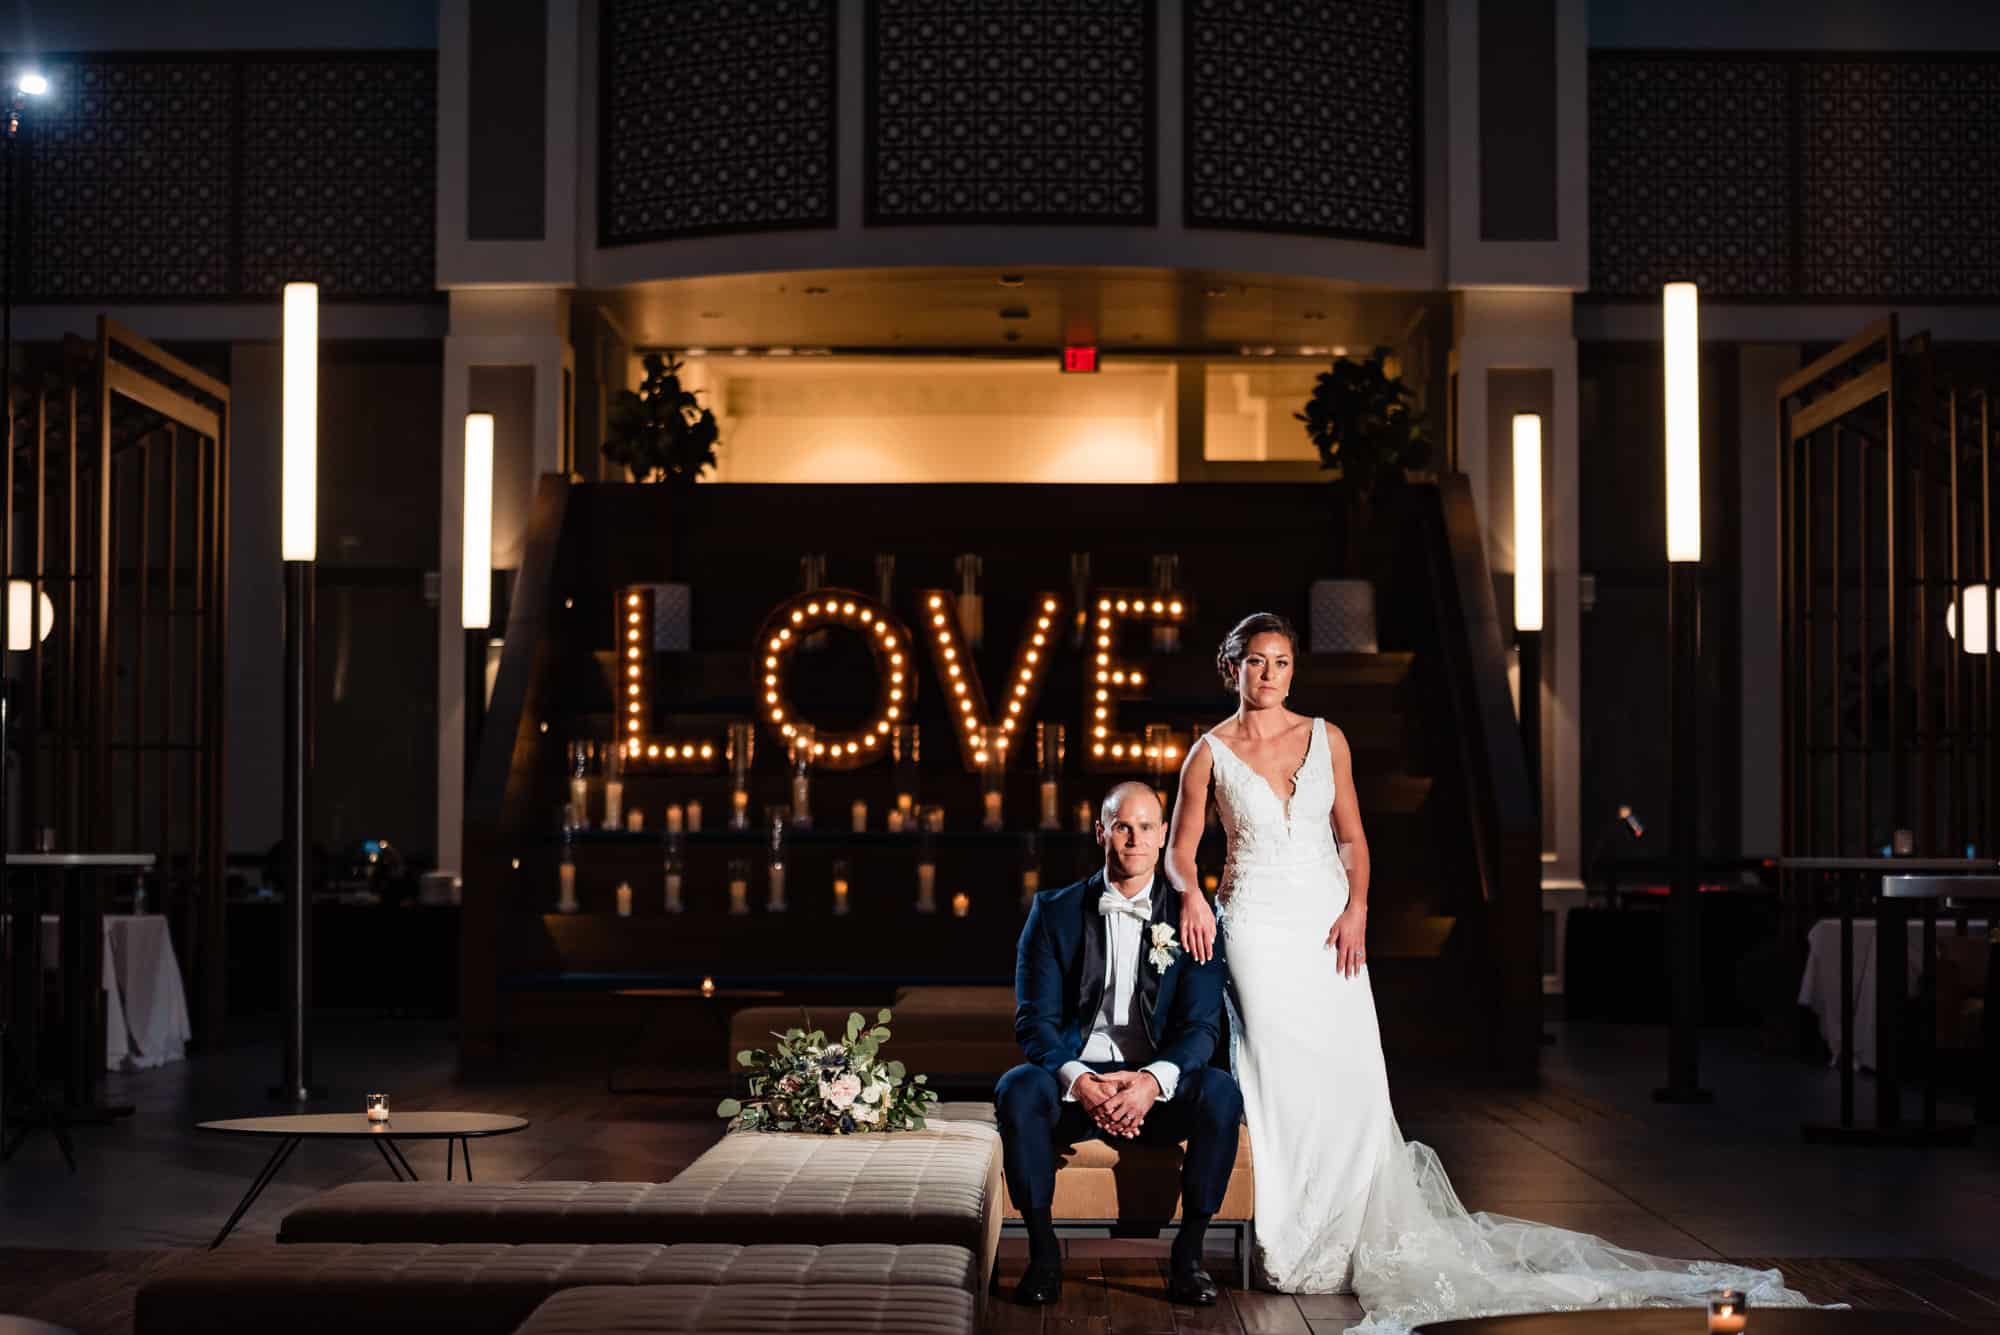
[6,580,54,651]
[1946,583,1997,656]
[1512,413,1544,633]
[280,282,319,562]
[462,413,495,630]
[1662,282,1701,564]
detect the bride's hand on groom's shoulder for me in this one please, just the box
[1179,890,1218,965]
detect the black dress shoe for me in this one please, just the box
[1166,1264,1220,1306]
[1014,1258,1063,1305]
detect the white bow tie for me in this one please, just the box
[1097,890,1152,922]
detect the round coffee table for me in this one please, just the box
[1417,1310,1961,1333]
[196,1111,528,1248]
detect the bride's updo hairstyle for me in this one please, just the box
[1217,612,1300,689]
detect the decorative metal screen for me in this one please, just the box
[866,0,1156,225]
[599,0,838,244]
[10,53,436,302]
[1183,0,1423,244]
[1592,53,2000,301]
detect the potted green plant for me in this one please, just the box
[600,352,720,485]
[1295,349,1433,651]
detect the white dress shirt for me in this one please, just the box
[1058,883,1181,1102]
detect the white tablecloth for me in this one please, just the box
[39,913,193,1070]
[1797,916,1988,1071]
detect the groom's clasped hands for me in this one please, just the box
[1074,1069,1160,1137]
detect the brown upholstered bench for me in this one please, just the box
[728,986,1017,1090]
[134,1241,976,1335]
[278,1120,1003,1294]
[513,1283,974,1335]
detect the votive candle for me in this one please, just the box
[951,891,971,919]
[833,878,851,916]
[851,800,868,833]
[366,1093,389,1123]
[896,792,914,820]
[1707,1291,1747,1334]
[615,881,633,917]
[700,976,716,998]
[666,804,685,834]
[767,864,788,913]
[729,876,749,916]
[665,869,684,914]
[686,800,703,833]
[1021,867,1041,908]
[982,790,1004,832]
[730,786,750,829]
[625,808,645,832]
[886,808,904,833]
[1074,801,1093,833]
[916,861,937,913]
[558,862,578,914]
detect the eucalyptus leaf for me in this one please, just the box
[716,1098,742,1117]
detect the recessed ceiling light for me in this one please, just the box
[997,274,1026,287]
[699,311,722,319]
[768,346,795,356]
[998,306,1030,320]
[1204,286,1228,298]
[1331,345,1349,357]
[683,346,709,356]
[803,286,829,295]
[1303,309,1328,320]
[731,347,750,356]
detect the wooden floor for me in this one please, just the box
[4,1018,1999,1333]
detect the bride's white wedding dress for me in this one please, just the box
[1205,718,1814,1332]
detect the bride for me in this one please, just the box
[1166,612,1817,1331]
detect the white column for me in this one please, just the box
[437,288,573,874]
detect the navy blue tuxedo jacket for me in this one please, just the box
[1012,869,1228,1088]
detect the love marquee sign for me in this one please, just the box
[615,587,1191,774]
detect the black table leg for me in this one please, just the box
[211,1135,301,1248]
[460,1137,473,1182]
[384,1137,419,1181]
[372,1137,410,1181]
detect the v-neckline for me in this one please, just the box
[1208,718,1318,820]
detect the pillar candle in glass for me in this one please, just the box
[832,858,851,916]
[789,724,815,830]
[766,809,789,911]
[1075,800,1094,834]
[727,858,751,916]
[557,824,579,914]
[666,804,684,835]
[951,891,970,919]
[663,836,685,914]
[1150,554,1181,653]
[891,725,920,827]
[727,721,754,830]
[922,803,945,834]
[955,553,984,648]
[625,808,644,832]
[366,1093,389,1123]
[1707,1291,1748,1334]
[851,799,868,833]
[1020,832,1042,909]
[685,799,703,833]
[980,749,1005,832]
[602,741,625,830]
[567,740,591,830]
[615,881,633,917]
[916,826,938,913]
[1036,722,1064,830]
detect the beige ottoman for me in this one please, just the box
[514,1283,974,1335]
[134,1241,975,1335]
[279,1122,1002,1293]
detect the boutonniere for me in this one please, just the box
[1148,922,1181,975]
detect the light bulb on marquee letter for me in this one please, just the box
[612,586,723,771]
[1086,590,1191,771]
[755,590,915,771]
[917,590,1064,771]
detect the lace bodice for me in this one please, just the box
[1204,717,1338,881]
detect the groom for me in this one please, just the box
[996,781,1241,1307]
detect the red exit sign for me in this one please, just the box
[1062,345,1099,373]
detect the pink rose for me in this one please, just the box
[822,1072,863,1109]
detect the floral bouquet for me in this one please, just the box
[717,1008,937,1134]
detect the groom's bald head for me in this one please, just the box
[1097,782,1166,884]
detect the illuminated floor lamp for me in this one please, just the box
[275,282,320,1104]
[462,413,495,779]
[1512,413,1544,796]
[1656,281,1712,1105]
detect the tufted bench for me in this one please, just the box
[279,1120,1002,1292]
[513,1283,974,1335]
[134,1242,977,1335]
